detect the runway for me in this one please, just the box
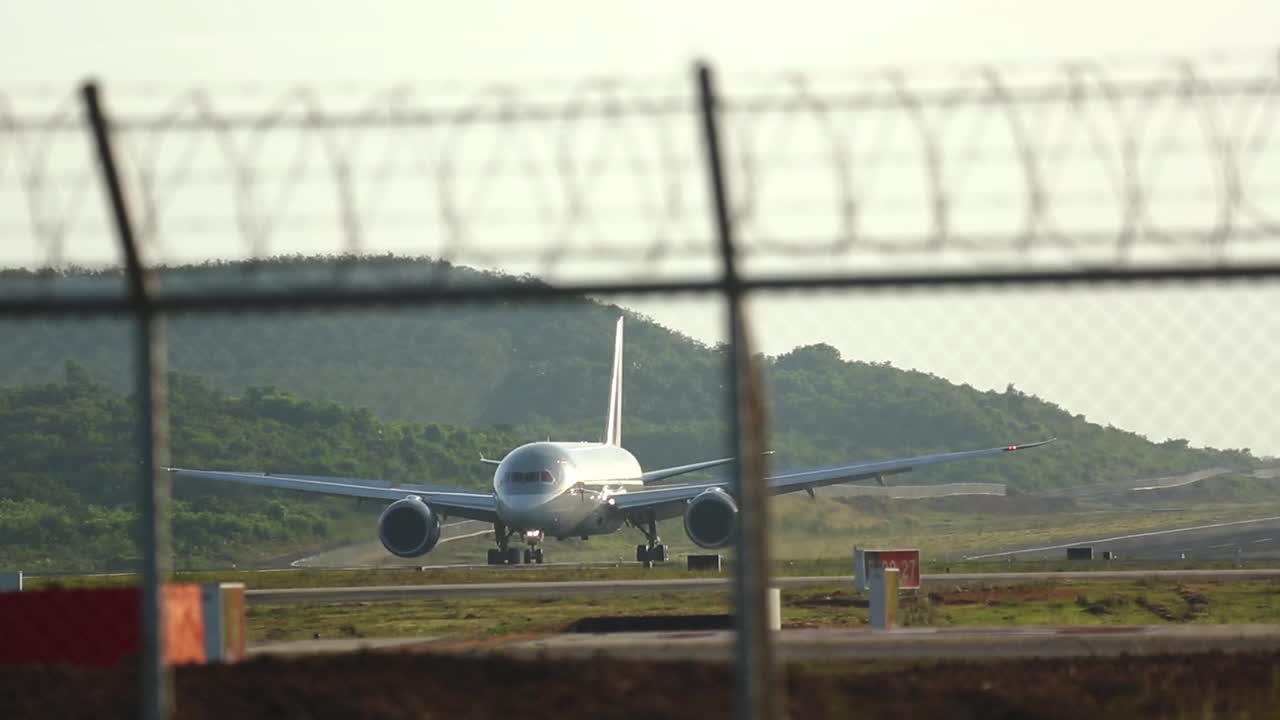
[965,515,1280,560]
[245,568,1280,604]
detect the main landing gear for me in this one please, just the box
[634,513,669,563]
[486,523,545,565]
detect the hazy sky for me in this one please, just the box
[6,1,1280,85]
[4,2,1279,456]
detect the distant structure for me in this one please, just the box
[816,482,1005,500]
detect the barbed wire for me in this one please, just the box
[1,55,1278,277]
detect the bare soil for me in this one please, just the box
[926,585,1081,606]
[1135,585,1212,622]
[4,650,1280,719]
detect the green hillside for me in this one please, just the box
[0,256,1260,570]
[0,257,1255,484]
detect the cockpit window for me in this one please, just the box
[507,470,555,484]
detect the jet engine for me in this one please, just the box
[683,487,738,549]
[378,496,443,557]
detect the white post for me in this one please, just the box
[767,587,781,631]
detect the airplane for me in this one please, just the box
[169,318,1053,565]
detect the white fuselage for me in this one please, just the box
[492,441,641,538]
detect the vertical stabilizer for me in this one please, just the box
[604,317,624,446]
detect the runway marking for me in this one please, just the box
[964,515,1280,560]
[1252,538,1273,544]
[438,529,493,544]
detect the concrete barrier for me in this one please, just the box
[0,571,21,592]
[869,567,899,629]
[687,554,722,572]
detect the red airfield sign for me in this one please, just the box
[854,548,921,590]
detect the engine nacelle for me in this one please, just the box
[683,487,739,549]
[378,496,443,558]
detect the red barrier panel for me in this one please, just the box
[165,584,208,665]
[0,585,206,668]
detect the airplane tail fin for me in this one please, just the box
[604,317,624,446]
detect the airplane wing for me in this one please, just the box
[167,468,499,523]
[610,439,1055,521]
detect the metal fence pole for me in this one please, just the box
[695,62,780,720]
[82,81,173,720]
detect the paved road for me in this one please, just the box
[247,625,1280,661]
[245,568,1280,605]
[249,637,437,656]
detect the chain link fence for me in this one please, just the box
[2,53,1279,719]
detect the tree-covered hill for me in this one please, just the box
[0,257,716,429]
[0,257,1258,490]
[0,360,1255,571]
[0,366,527,570]
[0,256,1263,569]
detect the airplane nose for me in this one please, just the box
[500,492,556,525]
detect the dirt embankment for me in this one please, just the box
[836,494,1078,516]
[4,650,1280,719]
[1111,474,1271,505]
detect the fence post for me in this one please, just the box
[695,61,779,720]
[82,81,173,720]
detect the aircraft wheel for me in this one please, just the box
[522,548,533,564]
[505,547,522,565]
[651,544,669,563]
[486,549,503,565]
[534,548,545,564]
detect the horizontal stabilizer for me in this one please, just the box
[640,451,775,485]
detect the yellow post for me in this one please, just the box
[869,566,900,629]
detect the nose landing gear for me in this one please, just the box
[522,530,546,564]
[487,524,545,565]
